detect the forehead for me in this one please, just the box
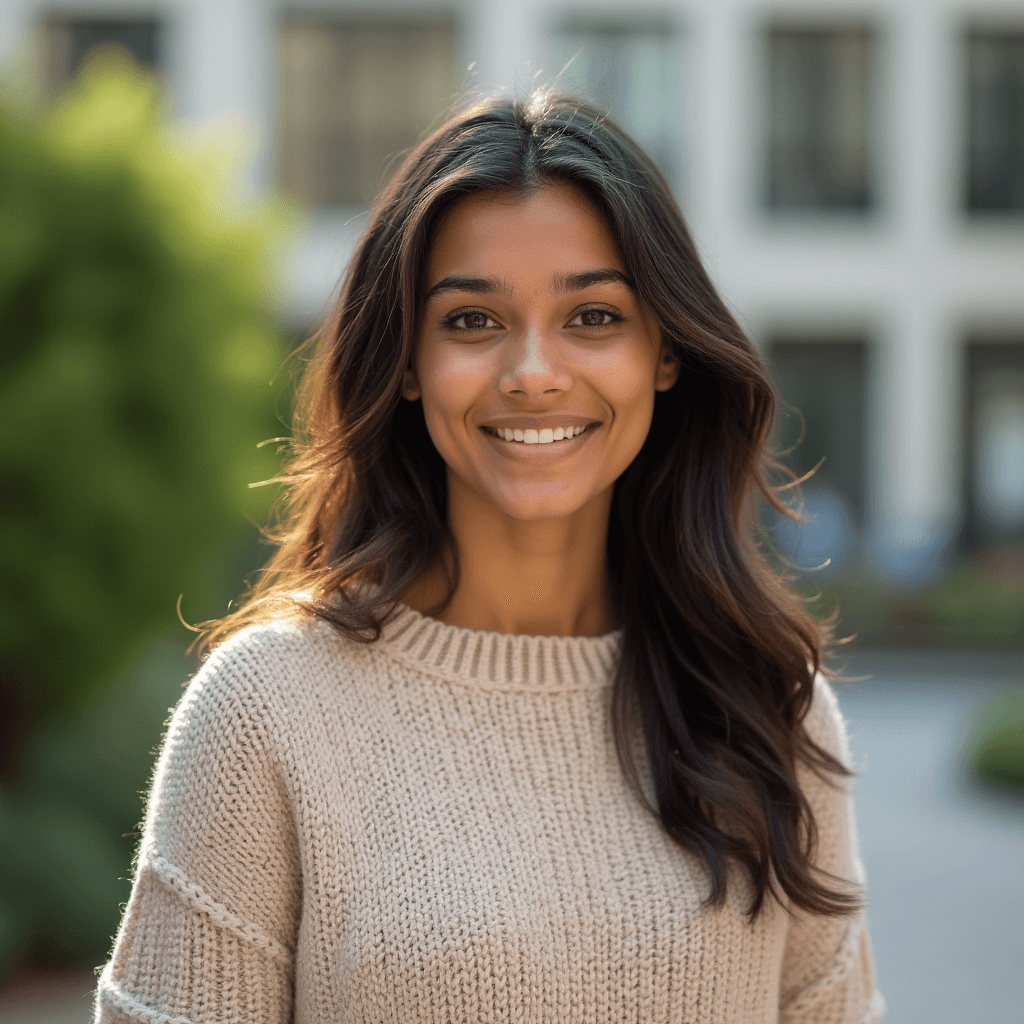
[425,182,624,280]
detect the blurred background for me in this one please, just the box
[0,0,1020,1022]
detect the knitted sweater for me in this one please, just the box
[94,604,885,1024]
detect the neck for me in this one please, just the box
[401,476,618,637]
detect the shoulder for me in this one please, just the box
[174,614,373,746]
[800,672,854,771]
[197,614,331,684]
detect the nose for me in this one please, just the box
[498,326,573,399]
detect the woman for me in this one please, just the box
[95,91,884,1023]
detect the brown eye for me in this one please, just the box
[443,310,500,331]
[570,308,622,328]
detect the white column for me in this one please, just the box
[0,0,35,87]
[866,1,959,579]
[173,0,276,194]
[870,303,959,579]
[460,0,548,97]
[683,0,750,281]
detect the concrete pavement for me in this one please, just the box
[836,649,1023,1024]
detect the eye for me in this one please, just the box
[568,307,624,329]
[441,310,501,331]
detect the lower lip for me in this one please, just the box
[480,427,598,461]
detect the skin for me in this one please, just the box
[400,181,680,637]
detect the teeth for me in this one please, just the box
[490,426,588,443]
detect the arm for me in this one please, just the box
[94,632,301,1023]
[779,675,886,1024]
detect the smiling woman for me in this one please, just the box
[400,184,678,635]
[93,92,885,1024]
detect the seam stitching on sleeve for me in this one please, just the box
[148,855,294,965]
[780,911,866,1016]
[98,973,194,1024]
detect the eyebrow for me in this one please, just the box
[423,266,634,302]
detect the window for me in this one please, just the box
[763,25,874,212]
[765,338,869,569]
[964,30,1024,213]
[41,16,160,93]
[277,16,458,209]
[963,340,1024,548]
[550,16,681,184]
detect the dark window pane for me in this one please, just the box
[963,340,1024,547]
[766,339,868,573]
[768,339,868,515]
[764,26,874,212]
[277,17,458,209]
[44,17,160,92]
[965,31,1024,213]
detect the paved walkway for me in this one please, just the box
[1,650,1021,1023]
[836,649,1024,1024]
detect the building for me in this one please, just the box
[1,0,1022,582]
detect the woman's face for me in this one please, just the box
[404,181,679,522]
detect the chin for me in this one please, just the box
[490,486,596,522]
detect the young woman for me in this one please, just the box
[95,91,884,1023]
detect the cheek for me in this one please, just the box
[417,350,489,457]
[598,349,659,433]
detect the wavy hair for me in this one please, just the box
[201,90,859,922]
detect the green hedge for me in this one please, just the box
[969,685,1024,794]
[0,52,289,972]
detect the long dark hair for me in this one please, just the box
[202,90,859,922]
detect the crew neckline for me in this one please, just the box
[377,601,623,692]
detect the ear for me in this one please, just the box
[402,364,422,401]
[654,343,681,392]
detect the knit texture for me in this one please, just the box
[94,604,884,1023]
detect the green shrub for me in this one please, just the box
[925,566,1024,648]
[969,685,1024,794]
[0,52,290,971]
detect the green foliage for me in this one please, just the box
[796,558,1024,649]
[0,53,291,972]
[924,565,1024,648]
[969,685,1024,794]
[0,53,288,720]
[0,642,189,970]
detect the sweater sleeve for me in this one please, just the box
[778,675,886,1024]
[94,630,302,1023]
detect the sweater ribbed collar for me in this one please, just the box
[377,602,622,692]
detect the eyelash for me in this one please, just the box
[439,306,625,332]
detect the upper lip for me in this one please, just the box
[479,415,601,430]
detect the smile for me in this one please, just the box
[482,425,590,445]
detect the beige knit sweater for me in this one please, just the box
[94,604,884,1023]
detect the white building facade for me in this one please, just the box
[2,0,1022,581]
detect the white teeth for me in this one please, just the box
[490,425,589,443]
